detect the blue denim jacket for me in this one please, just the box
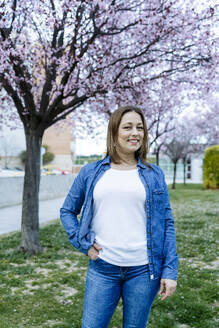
[60,156,178,281]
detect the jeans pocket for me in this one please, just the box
[93,257,113,268]
[94,257,106,264]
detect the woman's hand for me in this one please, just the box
[87,242,102,260]
[159,279,177,301]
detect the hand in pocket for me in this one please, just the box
[88,242,102,260]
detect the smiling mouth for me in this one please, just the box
[128,139,139,144]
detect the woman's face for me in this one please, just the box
[116,111,144,156]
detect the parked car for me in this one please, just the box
[41,165,62,175]
[61,169,70,175]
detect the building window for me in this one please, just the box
[187,158,191,179]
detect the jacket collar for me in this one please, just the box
[101,155,111,166]
[137,158,148,169]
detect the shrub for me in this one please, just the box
[42,144,49,152]
[20,145,54,165]
[20,150,26,164]
[203,145,219,189]
[43,151,55,164]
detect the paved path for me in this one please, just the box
[0,197,65,235]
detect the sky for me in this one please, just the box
[76,135,106,155]
[75,137,106,155]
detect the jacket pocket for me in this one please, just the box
[152,188,165,218]
[152,188,164,195]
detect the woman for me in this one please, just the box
[60,106,178,328]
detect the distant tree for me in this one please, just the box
[164,139,187,189]
[163,115,207,187]
[146,82,182,166]
[196,95,219,146]
[20,150,26,165]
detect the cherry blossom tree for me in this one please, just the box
[0,0,218,253]
[163,135,187,189]
[162,114,208,188]
[145,81,184,165]
[195,94,219,146]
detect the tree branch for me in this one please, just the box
[2,77,26,125]
[9,55,36,115]
[0,0,17,40]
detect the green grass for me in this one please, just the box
[0,184,218,328]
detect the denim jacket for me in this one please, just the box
[60,156,178,281]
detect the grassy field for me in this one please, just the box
[0,184,218,328]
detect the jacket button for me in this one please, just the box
[147,231,151,234]
[148,246,151,249]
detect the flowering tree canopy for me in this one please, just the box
[0,0,218,127]
[195,92,219,145]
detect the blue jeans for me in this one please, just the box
[82,258,160,328]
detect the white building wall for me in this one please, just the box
[158,155,203,184]
[191,158,203,183]
[48,154,73,171]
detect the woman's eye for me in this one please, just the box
[124,126,131,129]
[137,127,143,130]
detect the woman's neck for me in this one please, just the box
[111,153,138,170]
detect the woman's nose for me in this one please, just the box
[131,127,138,135]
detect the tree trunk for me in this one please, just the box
[156,149,159,166]
[20,130,43,254]
[172,162,177,189]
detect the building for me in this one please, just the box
[0,129,25,169]
[158,154,203,184]
[42,124,75,171]
[0,123,75,172]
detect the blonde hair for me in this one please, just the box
[106,105,149,164]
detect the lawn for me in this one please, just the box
[0,184,218,328]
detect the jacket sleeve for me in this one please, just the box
[60,167,88,255]
[160,170,178,280]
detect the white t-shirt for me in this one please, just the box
[91,168,148,266]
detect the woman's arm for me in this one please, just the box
[160,170,178,281]
[60,168,86,254]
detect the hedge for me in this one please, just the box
[203,145,219,189]
[43,151,55,164]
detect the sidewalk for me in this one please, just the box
[0,197,65,235]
